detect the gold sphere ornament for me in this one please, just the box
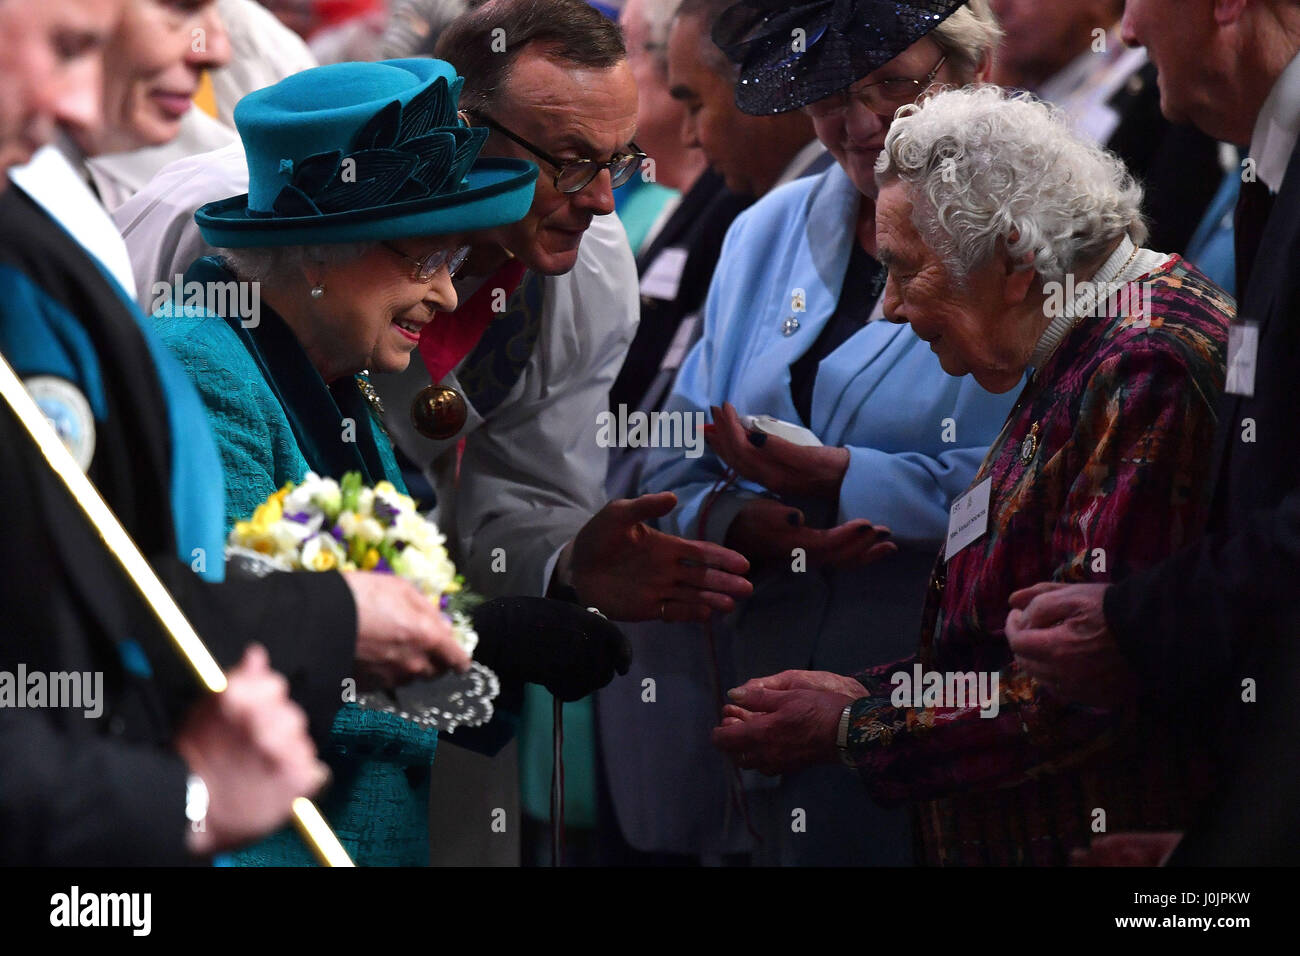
[411,384,468,440]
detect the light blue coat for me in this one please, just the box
[599,163,1018,864]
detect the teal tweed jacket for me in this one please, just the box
[155,256,438,867]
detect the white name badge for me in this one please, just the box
[639,247,689,301]
[945,477,992,562]
[1225,321,1259,397]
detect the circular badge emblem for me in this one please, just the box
[26,375,96,471]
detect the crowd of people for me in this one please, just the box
[0,0,1296,867]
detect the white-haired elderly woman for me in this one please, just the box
[713,86,1233,866]
[626,0,1017,867]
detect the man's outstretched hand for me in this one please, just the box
[567,492,753,622]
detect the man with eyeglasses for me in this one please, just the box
[365,0,753,866]
[391,1,754,631]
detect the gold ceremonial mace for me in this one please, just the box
[0,352,353,866]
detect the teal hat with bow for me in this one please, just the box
[195,59,538,247]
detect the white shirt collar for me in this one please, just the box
[9,138,138,298]
[1249,47,1300,193]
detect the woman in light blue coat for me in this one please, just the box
[598,0,1016,865]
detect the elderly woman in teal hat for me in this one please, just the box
[154,58,627,866]
[169,57,538,529]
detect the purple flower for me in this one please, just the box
[375,556,393,573]
[286,511,312,523]
[330,525,345,541]
[439,595,450,611]
[373,497,400,525]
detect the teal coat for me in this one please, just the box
[155,256,438,866]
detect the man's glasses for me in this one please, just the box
[383,242,472,282]
[803,53,949,119]
[468,111,647,194]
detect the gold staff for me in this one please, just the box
[0,351,353,867]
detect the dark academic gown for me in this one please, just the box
[0,186,355,864]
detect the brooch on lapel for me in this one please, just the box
[781,288,806,337]
[355,371,385,418]
[1019,422,1040,464]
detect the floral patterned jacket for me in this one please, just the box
[843,256,1232,865]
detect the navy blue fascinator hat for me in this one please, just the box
[714,0,968,115]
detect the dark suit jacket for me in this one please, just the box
[1105,62,1224,255]
[1104,137,1300,864]
[0,187,355,864]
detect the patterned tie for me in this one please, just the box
[1234,177,1275,295]
[455,269,545,417]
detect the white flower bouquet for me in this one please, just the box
[227,471,480,655]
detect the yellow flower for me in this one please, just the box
[308,548,338,571]
[361,548,381,570]
[231,519,274,554]
[249,496,283,533]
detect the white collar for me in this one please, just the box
[1027,236,1165,374]
[1249,46,1300,193]
[771,139,827,191]
[9,139,138,298]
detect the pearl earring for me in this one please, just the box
[310,284,325,299]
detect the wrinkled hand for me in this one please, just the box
[471,596,632,702]
[725,497,897,568]
[730,668,869,698]
[175,645,330,856]
[710,678,855,776]
[1070,832,1183,867]
[1005,582,1137,710]
[344,571,471,690]
[569,492,753,622]
[704,402,850,500]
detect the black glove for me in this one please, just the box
[470,597,632,704]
